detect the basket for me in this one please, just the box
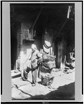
[41,74,54,86]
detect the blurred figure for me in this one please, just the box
[31,44,42,86]
[16,56,20,72]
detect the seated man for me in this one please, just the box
[40,40,56,72]
[39,40,56,87]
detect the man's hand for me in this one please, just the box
[38,58,43,64]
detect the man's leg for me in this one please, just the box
[38,66,41,78]
[32,69,37,86]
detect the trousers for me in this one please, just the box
[32,68,38,84]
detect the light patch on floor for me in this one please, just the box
[11,69,75,99]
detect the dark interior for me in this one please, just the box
[10,3,74,69]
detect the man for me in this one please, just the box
[31,44,42,86]
[39,40,56,87]
[41,40,56,70]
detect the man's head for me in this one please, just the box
[31,44,37,52]
[43,40,52,54]
[44,40,51,48]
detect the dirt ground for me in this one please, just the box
[11,69,75,100]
